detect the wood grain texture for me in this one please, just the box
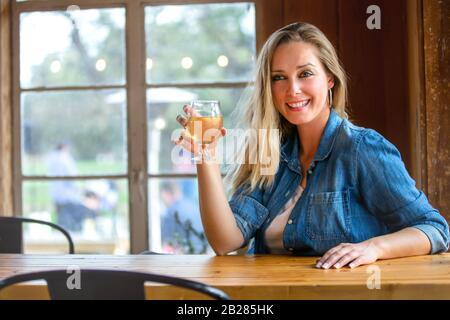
[283,0,338,48]
[0,254,449,299]
[337,0,412,171]
[0,0,13,216]
[255,0,284,51]
[423,0,450,230]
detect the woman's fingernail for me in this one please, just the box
[323,263,329,269]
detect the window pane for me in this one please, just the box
[20,8,125,88]
[145,3,255,84]
[22,179,129,254]
[147,87,244,174]
[148,178,210,254]
[22,90,127,176]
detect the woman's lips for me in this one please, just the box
[286,99,310,110]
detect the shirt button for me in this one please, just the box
[288,248,294,251]
[284,191,290,197]
[287,219,293,224]
[308,169,313,175]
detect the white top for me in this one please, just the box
[264,184,304,254]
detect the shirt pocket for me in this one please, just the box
[306,191,351,241]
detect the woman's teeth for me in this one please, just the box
[288,100,310,108]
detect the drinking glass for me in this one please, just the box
[185,100,223,162]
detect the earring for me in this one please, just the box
[328,89,333,107]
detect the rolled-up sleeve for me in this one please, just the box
[228,188,269,248]
[355,130,449,253]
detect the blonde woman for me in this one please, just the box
[174,22,449,269]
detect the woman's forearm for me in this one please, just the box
[370,227,431,260]
[196,161,244,255]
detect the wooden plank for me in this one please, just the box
[422,0,450,232]
[15,0,253,13]
[11,0,22,216]
[0,254,449,299]
[338,0,412,172]
[406,0,426,188]
[255,0,284,51]
[126,1,148,254]
[0,0,13,216]
[283,0,338,49]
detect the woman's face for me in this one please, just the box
[270,41,333,126]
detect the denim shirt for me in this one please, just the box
[229,109,449,255]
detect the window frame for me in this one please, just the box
[11,0,263,253]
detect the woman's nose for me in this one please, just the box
[287,79,301,96]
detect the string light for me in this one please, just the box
[181,57,193,69]
[217,55,229,67]
[96,59,107,72]
[154,117,166,130]
[146,58,153,70]
[50,60,61,73]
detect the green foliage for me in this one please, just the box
[25,5,254,166]
[146,4,254,83]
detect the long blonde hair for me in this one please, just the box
[224,22,348,197]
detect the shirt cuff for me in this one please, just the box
[229,195,269,247]
[411,224,449,254]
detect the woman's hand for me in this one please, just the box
[315,240,381,269]
[174,104,227,160]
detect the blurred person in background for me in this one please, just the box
[47,142,96,233]
[160,181,206,253]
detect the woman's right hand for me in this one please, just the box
[174,104,227,160]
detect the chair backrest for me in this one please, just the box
[0,269,230,300]
[0,216,75,254]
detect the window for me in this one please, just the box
[145,3,255,254]
[12,1,256,254]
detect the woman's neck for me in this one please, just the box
[296,107,331,162]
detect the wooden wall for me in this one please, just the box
[422,0,450,228]
[259,0,449,228]
[283,0,412,172]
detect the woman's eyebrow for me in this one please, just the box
[271,63,316,73]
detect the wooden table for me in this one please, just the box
[1,253,449,299]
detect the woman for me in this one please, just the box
[174,22,449,269]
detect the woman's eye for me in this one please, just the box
[299,71,313,78]
[271,75,285,81]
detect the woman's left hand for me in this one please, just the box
[315,241,381,269]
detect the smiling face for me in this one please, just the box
[270,41,333,127]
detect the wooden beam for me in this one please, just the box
[423,0,450,229]
[126,1,148,254]
[283,0,339,49]
[0,0,13,216]
[406,0,426,187]
[255,0,284,52]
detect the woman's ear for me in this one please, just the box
[327,75,335,90]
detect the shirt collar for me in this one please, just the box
[281,109,344,164]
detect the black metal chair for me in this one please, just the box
[0,216,75,254]
[0,269,230,300]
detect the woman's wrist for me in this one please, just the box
[193,146,221,165]
[365,238,386,260]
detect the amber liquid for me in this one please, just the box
[186,116,223,144]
